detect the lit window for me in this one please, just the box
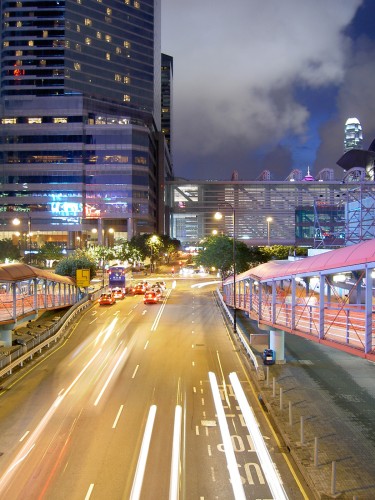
[85,37,91,45]
[16,1,22,6]
[3,41,9,47]
[65,40,70,48]
[124,76,130,84]
[53,117,68,123]
[124,0,130,4]
[106,52,110,60]
[4,12,9,18]
[105,35,111,42]
[115,74,121,81]
[74,62,81,71]
[39,59,46,66]
[15,50,23,56]
[43,30,48,37]
[16,21,22,27]
[106,7,112,14]
[15,60,22,66]
[96,31,102,39]
[116,47,121,54]
[75,43,81,51]
[124,41,131,49]
[84,18,92,26]
[77,0,81,3]
[2,118,17,124]
[123,94,130,102]
[28,40,34,46]
[28,118,42,124]
[97,0,102,3]
[134,0,140,8]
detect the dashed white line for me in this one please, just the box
[132,365,139,379]
[112,405,124,429]
[85,483,94,500]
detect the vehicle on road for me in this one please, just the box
[98,292,116,305]
[132,283,146,295]
[108,265,131,294]
[144,291,158,304]
[112,288,125,300]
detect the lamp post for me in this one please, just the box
[148,234,159,273]
[13,216,32,264]
[214,203,237,333]
[267,217,273,246]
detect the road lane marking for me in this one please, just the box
[195,426,199,435]
[132,365,139,379]
[144,340,149,350]
[85,483,94,499]
[130,405,157,500]
[112,405,124,429]
[89,318,97,324]
[19,431,29,442]
[207,445,212,456]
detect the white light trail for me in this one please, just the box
[229,372,289,500]
[94,346,128,406]
[130,405,157,500]
[169,405,182,500]
[208,372,246,500]
[151,289,171,331]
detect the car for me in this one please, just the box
[132,283,146,295]
[98,292,116,305]
[150,285,162,298]
[112,288,125,300]
[144,291,158,304]
[155,281,166,290]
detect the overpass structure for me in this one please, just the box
[0,264,80,343]
[223,240,375,362]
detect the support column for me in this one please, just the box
[269,329,286,364]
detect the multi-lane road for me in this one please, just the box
[0,277,312,499]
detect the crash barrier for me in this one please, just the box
[215,289,263,379]
[0,297,92,379]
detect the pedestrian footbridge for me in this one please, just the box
[223,239,375,362]
[0,264,80,337]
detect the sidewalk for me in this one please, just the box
[235,309,375,499]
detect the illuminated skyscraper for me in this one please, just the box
[344,117,363,152]
[0,0,172,249]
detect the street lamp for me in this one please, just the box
[148,234,159,273]
[214,203,237,333]
[13,216,32,264]
[267,217,273,246]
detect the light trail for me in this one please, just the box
[229,372,289,500]
[208,372,246,500]
[169,405,182,500]
[94,346,128,406]
[130,405,157,500]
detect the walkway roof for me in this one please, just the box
[0,264,76,285]
[229,239,375,283]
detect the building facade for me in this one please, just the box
[0,0,171,251]
[166,168,375,248]
[344,117,363,152]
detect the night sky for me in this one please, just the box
[161,0,375,181]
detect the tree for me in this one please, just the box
[54,249,97,279]
[0,238,21,262]
[36,242,63,267]
[195,235,253,280]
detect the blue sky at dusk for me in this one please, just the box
[161,0,375,181]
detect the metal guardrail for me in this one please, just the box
[0,297,93,380]
[215,289,262,376]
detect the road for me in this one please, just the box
[0,276,312,499]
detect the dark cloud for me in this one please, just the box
[162,0,368,181]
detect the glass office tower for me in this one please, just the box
[0,0,169,250]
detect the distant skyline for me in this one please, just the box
[161,0,375,181]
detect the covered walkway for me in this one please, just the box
[223,239,375,361]
[0,264,79,327]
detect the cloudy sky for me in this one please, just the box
[161,0,375,181]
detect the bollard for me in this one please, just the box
[289,401,292,426]
[314,437,318,466]
[272,377,276,397]
[300,416,304,445]
[331,461,336,496]
[279,387,283,410]
[266,366,269,387]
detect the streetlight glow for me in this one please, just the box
[266,217,273,246]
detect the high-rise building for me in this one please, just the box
[161,53,173,157]
[0,0,172,251]
[344,117,363,152]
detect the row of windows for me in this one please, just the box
[1,116,134,125]
[0,173,150,185]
